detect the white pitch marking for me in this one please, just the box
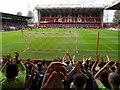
[103,44,114,51]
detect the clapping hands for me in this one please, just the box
[41,62,68,90]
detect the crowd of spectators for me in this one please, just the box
[39,24,102,28]
[109,24,120,30]
[0,52,120,90]
[1,21,32,31]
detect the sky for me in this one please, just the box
[0,0,117,22]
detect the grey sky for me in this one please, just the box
[0,0,117,22]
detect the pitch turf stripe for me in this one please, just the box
[78,32,88,44]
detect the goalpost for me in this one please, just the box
[24,32,78,53]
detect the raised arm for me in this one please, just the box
[23,65,37,89]
[66,52,73,66]
[93,61,114,89]
[0,54,13,78]
[16,61,26,85]
[66,62,89,82]
[91,56,99,75]
[62,53,67,64]
[0,62,7,80]
[13,52,26,85]
[72,55,75,65]
[56,56,62,62]
[94,61,114,79]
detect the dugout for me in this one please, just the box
[35,4,105,28]
[0,12,31,31]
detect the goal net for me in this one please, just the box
[24,32,78,53]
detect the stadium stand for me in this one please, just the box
[35,4,105,28]
[0,12,32,31]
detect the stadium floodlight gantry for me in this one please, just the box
[35,4,106,28]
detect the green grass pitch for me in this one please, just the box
[0,28,119,61]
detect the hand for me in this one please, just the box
[72,55,75,64]
[41,62,68,89]
[15,52,19,55]
[83,55,86,62]
[14,52,19,61]
[88,56,91,61]
[3,54,12,62]
[32,65,38,73]
[106,55,110,62]
[56,56,62,61]
[101,57,104,62]
[41,71,64,90]
[45,62,68,80]
[66,52,69,56]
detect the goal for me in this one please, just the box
[24,32,78,53]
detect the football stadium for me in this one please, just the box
[0,0,120,90]
[1,2,119,61]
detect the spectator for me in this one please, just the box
[0,60,26,89]
[41,60,47,70]
[37,62,45,77]
[108,72,120,90]
[115,66,120,74]
[94,61,119,90]
[24,59,32,80]
[72,73,86,90]
[0,52,120,90]
[65,61,72,72]
[0,52,26,89]
[23,65,40,90]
